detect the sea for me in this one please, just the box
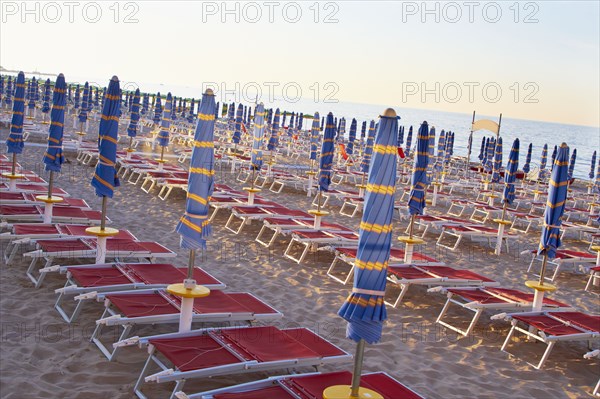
[4,72,600,180]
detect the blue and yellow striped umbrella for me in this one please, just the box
[568,149,577,180]
[310,112,320,161]
[485,137,495,172]
[404,125,413,156]
[267,108,280,151]
[427,126,436,176]
[540,143,548,172]
[43,74,67,172]
[538,143,570,267]
[78,82,89,123]
[338,117,346,142]
[250,103,265,171]
[503,138,520,205]
[318,113,336,192]
[141,93,149,115]
[4,76,12,106]
[492,137,503,183]
[188,98,196,123]
[27,78,36,110]
[74,84,80,110]
[298,113,304,130]
[478,136,486,161]
[153,93,162,125]
[338,108,398,344]
[398,125,404,145]
[435,129,446,172]
[232,103,243,144]
[215,101,220,120]
[127,89,140,138]
[157,93,173,147]
[444,132,453,164]
[360,121,366,140]
[360,120,376,173]
[0,75,4,102]
[550,145,558,171]
[175,90,216,250]
[6,72,25,155]
[523,143,532,174]
[408,122,430,215]
[91,76,121,198]
[481,137,490,166]
[41,79,51,113]
[347,118,357,155]
[595,161,600,194]
[590,151,597,179]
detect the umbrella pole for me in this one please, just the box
[47,171,54,200]
[538,253,548,285]
[408,214,415,239]
[10,152,16,176]
[100,196,107,231]
[350,339,366,397]
[187,249,195,280]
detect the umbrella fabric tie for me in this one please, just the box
[352,288,385,296]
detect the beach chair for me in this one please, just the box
[125,325,351,399]
[2,223,137,265]
[339,196,364,217]
[431,286,573,336]
[0,183,69,197]
[0,192,89,208]
[495,311,600,369]
[436,224,518,252]
[525,249,598,281]
[386,264,499,308]
[25,239,176,288]
[225,206,311,235]
[91,289,283,360]
[284,229,359,264]
[326,246,441,284]
[52,263,226,323]
[585,266,600,292]
[0,204,103,225]
[176,370,424,399]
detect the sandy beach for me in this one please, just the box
[0,109,598,399]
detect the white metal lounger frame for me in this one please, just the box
[128,327,351,399]
[283,231,358,264]
[51,263,226,323]
[526,251,597,282]
[436,225,515,252]
[430,286,574,337]
[90,289,283,361]
[496,311,600,369]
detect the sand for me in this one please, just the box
[0,110,599,399]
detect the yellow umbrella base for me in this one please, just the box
[322,385,383,399]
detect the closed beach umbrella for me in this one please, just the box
[590,151,597,179]
[478,136,486,160]
[333,109,398,398]
[318,112,336,194]
[435,129,446,172]
[447,132,455,156]
[485,137,495,172]
[153,93,162,125]
[78,82,89,123]
[27,78,36,111]
[91,76,121,199]
[175,89,216,251]
[550,145,558,171]
[360,121,366,140]
[482,137,490,166]
[298,113,304,130]
[310,113,320,161]
[361,120,376,173]
[502,138,520,207]
[347,118,357,155]
[157,92,173,149]
[250,103,266,172]
[41,79,51,114]
[537,143,570,282]
[427,126,436,175]
[4,76,12,106]
[74,84,80,110]
[0,75,3,103]
[141,93,149,115]
[6,71,26,157]
[404,125,413,156]
[595,162,600,193]
[267,108,280,151]
[568,149,577,180]
[540,143,548,172]
[42,73,67,173]
[232,103,243,144]
[523,143,532,174]
[407,121,430,218]
[126,88,140,139]
[398,125,404,145]
[492,137,503,183]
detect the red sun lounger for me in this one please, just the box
[496,311,600,369]
[91,289,283,361]
[386,265,498,308]
[52,263,226,323]
[432,286,573,336]
[179,370,424,399]
[25,238,175,287]
[126,325,351,399]
[327,246,441,284]
[526,249,598,281]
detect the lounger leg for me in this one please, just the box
[535,341,556,369]
[464,309,484,337]
[134,348,156,399]
[387,284,409,308]
[527,255,536,273]
[169,380,186,399]
[500,322,517,353]
[436,296,453,324]
[5,241,20,264]
[298,243,311,264]
[25,257,40,286]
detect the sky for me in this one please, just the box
[1,0,599,127]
